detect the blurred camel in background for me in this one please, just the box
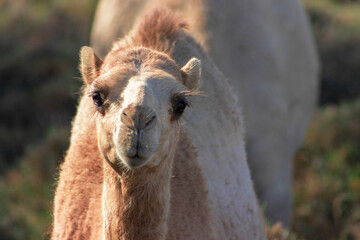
[91,0,319,226]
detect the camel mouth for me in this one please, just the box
[121,155,150,168]
[113,134,158,170]
[117,151,151,169]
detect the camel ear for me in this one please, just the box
[180,58,201,90]
[79,46,103,85]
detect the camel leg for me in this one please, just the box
[246,137,294,227]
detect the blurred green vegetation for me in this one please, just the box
[0,0,97,170]
[292,100,360,240]
[305,0,360,104]
[290,1,360,239]
[0,0,359,239]
[0,0,97,238]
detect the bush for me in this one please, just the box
[292,100,360,240]
[0,1,96,239]
[305,0,360,104]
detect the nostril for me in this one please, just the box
[121,109,134,128]
[145,115,156,127]
[121,104,156,130]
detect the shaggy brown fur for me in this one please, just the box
[91,0,208,56]
[111,9,187,56]
[52,9,215,240]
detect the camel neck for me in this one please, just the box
[102,155,173,240]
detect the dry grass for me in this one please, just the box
[267,222,303,240]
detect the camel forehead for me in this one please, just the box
[121,72,186,107]
[101,47,182,81]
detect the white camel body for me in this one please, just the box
[91,0,320,225]
[172,42,266,238]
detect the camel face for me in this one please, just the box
[111,71,189,169]
[80,47,201,170]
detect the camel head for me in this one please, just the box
[79,46,201,170]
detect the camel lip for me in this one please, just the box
[121,155,149,169]
[114,141,155,169]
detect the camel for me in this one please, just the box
[91,0,320,226]
[52,9,266,239]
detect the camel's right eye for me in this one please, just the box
[92,92,103,106]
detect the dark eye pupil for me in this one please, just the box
[175,102,186,114]
[92,92,103,106]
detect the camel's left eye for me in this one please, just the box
[174,101,187,115]
[92,92,103,106]
[170,94,190,121]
